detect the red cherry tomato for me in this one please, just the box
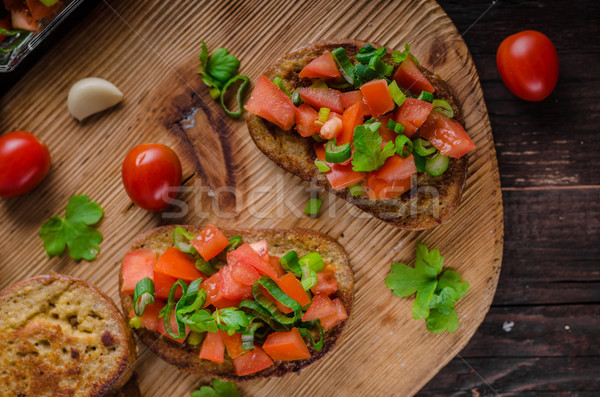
[0,131,51,198]
[497,30,559,101]
[121,143,182,211]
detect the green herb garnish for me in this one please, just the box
[351,122,395,172]
[191,378,240,397]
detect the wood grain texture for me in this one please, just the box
[0,0,502,396]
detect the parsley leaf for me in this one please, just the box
[215,308,249,335]
[391,43,420,65]
[426,309,459,333]
[197,41,241,90]
[351,122,395,172]
[191,378,240,397]
[39,195,103,261]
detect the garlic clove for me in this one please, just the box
[68,77,123,121]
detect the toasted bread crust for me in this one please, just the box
[119,225,354,381]
[247,39,468,230]
[0,274,137,397]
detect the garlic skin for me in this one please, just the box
[68,78,123,121]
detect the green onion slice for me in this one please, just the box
[280,251,302,277]
[417,91,434,103]
[305,198,323,217]
[133,277,155,317]
[173,227,196,254]
[325,139,351,163]
[186,331,205,346]
[413,153,426,172]
[368,56,394,77]
[356,44,386,64]
[227,236,243,252]
[159,280,188,339]
[388,81,407,107]
[328,81,352,90]
[348,183,364,197]
[220,75,250,117]
[128,316,142,329]
[386,118,405,135]
[238,299,289,331]
[195,256,217,276]
[432,99,454,118]
[310,80,328,88]
[314,159,331,173]
[413,138,437,156]
[318,107,330,123]
[176,278,206,318]
[331,47,355,85]
[395,135,414,159]
[241,318,263,350]
[209,88,221,100]
[272,76,291,97]
[291,92,303,105]
[353,64,388,87]
[0,30,31,54]
[425,153,450,176]
[252,277,302,325]
[299,258,319,290]
[298,320,325,352]
[299,252,325,273]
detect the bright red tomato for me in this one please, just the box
[121,143,182,211]
[0,131,51,198]
[497,30,559,101]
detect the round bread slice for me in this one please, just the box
[0,274,137,396]
[119,225,354,381]
[246,39,468,230]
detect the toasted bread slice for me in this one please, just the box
[247,39,468,230]
[0,274,137,397]
[119,225,354,381]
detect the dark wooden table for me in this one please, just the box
[419,1,600,395]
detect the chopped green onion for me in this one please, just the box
[425,153,450,176]
[413,138,437,156]
[240,317,262,350]
[299,252,325,273]
[310,80,328,88]
[417,91,434,103]
[133,277,155,316]
[128,317,141,329]
[314,159,331,173]
[272,76,291,97]
[176,278,207,319]
[432,99,454,118]
[353,64,388,87]
[220,75,250,117]
[173,227,196,254]
[318,107,330,123]
[300,260,318,291]
[195,256,217,275]
[368,56,394,77]
[186,332,204,346]
[252,277,302,325]
[209,88,221,100]
[305,198,323,217]
[227,236,243,252]
[0,30,31,54]
[159,280,188,339]
[386,118,405,135]
[238,299,289,331]
[291,92,303,105]
[325,139,351,163]
[328,81,352,90]
[395,135,414,159]
[331,47,355,85]
[312,134,324,143]
[298,320,324,351]
[413,153,426,172]
[388,81,407,107]
[348,183,364,197]
[356,44,386,64]
[280,251,302,277]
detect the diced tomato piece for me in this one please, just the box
[154,247,204,282]
[26,0,60,21]
[218,265,253,301]
[340,90,370,116]
[137,300,164,331]
[233,346,274,376]
[315,144,365,190]
[295,104,320,137]
[419,111,476,158]
[374,154,417,182]
[153,271,182,300]
[393,56,435,94]
[201,273,238,309]
[339,103,363,145]
[319,298,349,330]
[262,328,311,361]
[156,304,190,343]
[121,249,156,294]
[393,98,434,138]
[377,114,398,144]
[245,75,296,130]
[360,79,395,118]
[269,256,286,278]
[0,17,11,44]
[11,10,37,31]
[228,243,278,279]
[311,269,338,296]
[277,273,311,307]
[199,331,225,364]
[295,87,344,114]
[228,261,262,286]
[221,331,245,359]
[301,294,337,322]
[4,0,27,12]
[319,112,343,140]
[364,173,412,200]
[298,51,341,79]
[249,240,269,262]
[190,224,229,261]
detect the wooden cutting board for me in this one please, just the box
[0,0,503,395]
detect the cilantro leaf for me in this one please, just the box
[186,310,219,333]
[385,263,432,297]
[191,378,240,397]
[415,243,444,276]
[392,43,420,65]
[438,270,469,300]
[197,41,241,90]
[39,195,103,261]
[413,281,437,320]
[426,308,459,333]
[356,43,386,64]
[215,308,249,335]
[351,122,395,172]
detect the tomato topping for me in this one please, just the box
[377,115,398,144]
[393,56,435,94]
[121,249,156,294]
[340,90,370,116]
[295,87,344,114]
[199,331,225,364]
[218,265,253,302]
[228,261,262,287]
[233,346,274,376]
[295,104,320,137]
[190,224,229,261]
[137,301,163,331]
[0,17,11,44]
[315,144,365,190]
[277,273,311,307]
[269,256,286,278]
[374,154,417,182]
[364,173,412,200]
[26,0,60,20]
[153,271,182,300]
[154,247,205,282]
[497,30,558,101]
[298,51,341,79]
[320,298,349,330]
[311,269,338,296]
[339,102,363,145]
[249,240,269,262]
[301,294,337,322]
[228,243,278,279]
[360,79,395,118]
[221,331,245,359]
[262,328,311,361]
[156,305,190,343]
[201,273,238,309]
[393,98,434,138]
[419,111,476,158]
[245,75,296,130]
[11,10,37,31]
